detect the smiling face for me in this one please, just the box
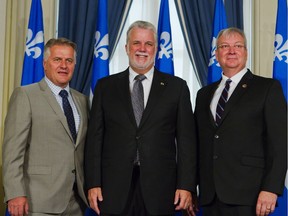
[43,45,75,88]
[125,27,157,74]
[215,32,248,77]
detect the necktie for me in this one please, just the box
[131,74,146,126]
[59,90,77,143]
[215,79,232,126]
[131,74,146,166]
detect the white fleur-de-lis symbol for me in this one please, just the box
[25,29,44,59]
[94,31,109,60]
[208,37,220,67]
[274,34,288,64]
[157,32,173,60]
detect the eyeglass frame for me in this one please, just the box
[217,43,246,50]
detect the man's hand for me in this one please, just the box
[256,191,277,216]
[7,196,29,216]
[88,187,103,215]
[174,189,196,216]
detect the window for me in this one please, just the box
[109,0,201,108]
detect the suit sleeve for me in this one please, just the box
[176,81,197,193]
[261,80,287,195]
[2,87,32,202]
[85,80,104,189]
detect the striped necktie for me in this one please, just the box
[215,79,232,126]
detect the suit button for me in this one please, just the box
[214,135,219,139]
[135,136,140,140]
[213,155,218,160]
[72,169,76,174]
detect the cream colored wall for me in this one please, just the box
[0,0,279,214]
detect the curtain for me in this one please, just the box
[174,0,243,87]
[58,0,132,95]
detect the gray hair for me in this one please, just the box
[126,20,157,46]
[216,27,247,48]
[44,37,77,62]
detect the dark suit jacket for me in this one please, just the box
[195,70,287,206]
[85,68,197,215]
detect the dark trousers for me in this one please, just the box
[202,196,255,216]
[101,166,173,216]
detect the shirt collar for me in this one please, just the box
[129,67,154,83]
[221,67,248,86]
[45,76,70,96]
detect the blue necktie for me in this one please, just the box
[215,79,232,126]
[59,90,77,143]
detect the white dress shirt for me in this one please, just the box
[210,68,248,121]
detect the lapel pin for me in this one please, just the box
[160,82,165,86]
[242,84,247,88]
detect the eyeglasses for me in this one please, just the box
[217,44,246,50]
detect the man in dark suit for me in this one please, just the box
[3,38,89,215]
[85,20,197,216]
[195,27,287,216]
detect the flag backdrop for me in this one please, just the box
[89,0,109,104]
[155,0,174,75]
[207,0,228,84]
[271,0,287,215]
[21,0,44,86]
[5,0,45,215]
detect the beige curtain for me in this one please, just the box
[0,0,57,213]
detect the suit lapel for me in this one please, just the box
[39,79,74,143]
[208,82,220,127]
[71,90,86,147]
[116,70,138,127]
[139,70,167,128]
[220,70,253,124]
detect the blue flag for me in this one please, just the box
[155,0,174,75]
[89,0,109,103]
[21,0,44,86]
[207,0,228,84]
[273,0,287,101]
[271,0,287,215]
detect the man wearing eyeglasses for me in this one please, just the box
[194,27,287,216]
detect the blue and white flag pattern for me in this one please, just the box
[21,0,44,86]
[207,0,227,84]
[271,0,287,215]
[155,0,174,75]
[89,0,109,104]
[273,0,287,101]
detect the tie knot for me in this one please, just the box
[135,74,146,82]
[226,79,232,85]
[59,89,68,98]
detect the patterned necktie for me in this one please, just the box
[215,79,232,126]
[131,74,146,166]
[59,90,77,143]
[131,74,146,126]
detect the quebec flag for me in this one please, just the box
[21,0,44,86]
[207,0,227,84]
[271,0,288,215]
[155,0,174,75]
[89,0,109,105]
